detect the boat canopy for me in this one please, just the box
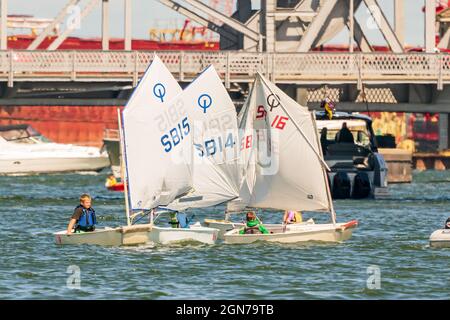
[0,124,42,141]
[316,119,367,131]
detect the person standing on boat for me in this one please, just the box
[320,127,329,156]
[283,210,303,224]
[240,211,269,235]
[335,122,354,144]
[66,194,97,234]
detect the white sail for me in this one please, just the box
[226,82,258,212]
[230,73,331,212]
[166,65,240,211]
[122,55,192,210]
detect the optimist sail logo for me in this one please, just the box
[266,94,280,112]
[153,83,166,102]
[198,94,212,113]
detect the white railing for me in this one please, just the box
[0,50,449,88]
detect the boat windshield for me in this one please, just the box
[316,119,372,149]
[0,126,52,144]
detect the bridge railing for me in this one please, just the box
[0,50,449,88]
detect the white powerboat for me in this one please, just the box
[0,124,109,175]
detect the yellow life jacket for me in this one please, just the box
[105,177,117,187]
[293,211,303,223]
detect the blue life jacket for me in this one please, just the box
[177,212,190,228]
[75,205,97,230]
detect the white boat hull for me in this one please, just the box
[54,224,152,246]
[0,156,109,175]
[223,220,358,244]
[148,225,219,245]
[429,229,450,248]
[204,219,315,240]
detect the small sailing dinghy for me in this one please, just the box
[121,58,243,244]
[219,73,357,244]
[54,224,151,246]
[224,221,357,244]
[54,56,185,246]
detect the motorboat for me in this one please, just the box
[0,124,109,175]
[316,112,389,199]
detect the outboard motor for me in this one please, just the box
[332,172,351,199]
[352,172,371,199]
[372,153,388,188]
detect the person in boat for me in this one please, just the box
[168,211,194,228]
[335,122,354,144]
[444,217,450,229]
[239,211,269,235]
[66,193,97,234]
[283,210,303,224]
[105,174,117,187]
[168,212,179,228]
[320,127,329,155]
[177,212,194,228]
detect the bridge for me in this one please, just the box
[2,50,450,114]
[1,50,449,88]
[2,0,450,151]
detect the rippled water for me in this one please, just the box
[1,171,449,299]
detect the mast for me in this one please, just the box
[311,112,336,225]
[117,108,131,226]
[256,72,333,215]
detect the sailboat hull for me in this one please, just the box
[148,225,219,245]
[223,220,358,244]
[204,219,315,240]
[54,224,152,246]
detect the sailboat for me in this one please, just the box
[130,64,242,244]
[54,56,189,246]
[205,73,358,244]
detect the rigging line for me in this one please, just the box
[361,82,371,118]
[357,56,371,118]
